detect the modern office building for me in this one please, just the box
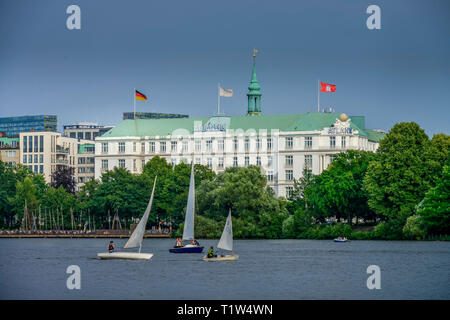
[0,115,57,137]
[123,112,188,120]
[94,57,385,197]
[77,143,95,187]
[19,131,92,190]
[0,137,20,166]
[63,122,113,141]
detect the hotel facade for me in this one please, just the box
[94,58,385,197]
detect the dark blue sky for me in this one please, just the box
[0,0,449,135]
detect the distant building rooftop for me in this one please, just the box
[123,112,188,120]
[0,115,57,137]
[101,113,385,143]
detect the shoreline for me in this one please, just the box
[0,234,447,241]
[0,234,171,239]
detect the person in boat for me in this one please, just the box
[191,239,200,246]
[108,241,115,253]
[207,246,217,258]
[175,238,183,248]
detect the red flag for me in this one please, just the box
[320,82,336,92]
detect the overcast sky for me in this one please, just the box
[0,0,449,136]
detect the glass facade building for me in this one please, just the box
[0,115,57,137]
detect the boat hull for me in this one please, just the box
[202,254,239,261]
[97,252,153,260]
[169,246,204,253]
[333,239,350,243]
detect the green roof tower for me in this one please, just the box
[247,49,262,115]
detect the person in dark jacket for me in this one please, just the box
[108,241,115,253]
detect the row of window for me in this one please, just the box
[27,165,44,174]
[23,154,44,164]
[4,150,16,157]
[102,138,275,154]
[78,167,95,173]
[101,136,348,154]
[69,131,100,140]
[78,176,94,183]
[285,136,346,149]
[0,141,18,148]
[78,157,95,164]
[284,155,312,167]
[23,135,44,153]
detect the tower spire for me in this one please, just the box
[247,49,262,115]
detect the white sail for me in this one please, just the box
[182,162,195,240]
[124,176,157,249]
[217,210,233,251]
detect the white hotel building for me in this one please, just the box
[94,58,385,197]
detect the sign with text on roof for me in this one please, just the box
[194,117,231,132]
[323,117,357,135]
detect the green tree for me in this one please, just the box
[402,215,426,240]
[50,166,76,194]
[430,133,450,167]
[88,167,153,226]
[196,166,288,238]
[0,161,18,227]
[287,167,313,215]
[363,122,441,237]
[303,150,377,226]
[417,165,450,235]
[9,176,39,227]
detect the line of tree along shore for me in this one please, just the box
[0,122,448,240]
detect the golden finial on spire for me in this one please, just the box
[253,48,259,57]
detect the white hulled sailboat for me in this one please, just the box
[203,209,239,261]
[97,176,157,260]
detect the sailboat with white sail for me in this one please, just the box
[169,162,204,253]
[97,176,157,260]
[203,209,239,261]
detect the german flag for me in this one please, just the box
[135,90,147,101]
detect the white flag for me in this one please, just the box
[219,86,233,97]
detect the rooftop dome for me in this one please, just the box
[339,113,348,122]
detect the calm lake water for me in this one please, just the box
[0,238,449,299]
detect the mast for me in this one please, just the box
[182,162,195,241]
[61,205,64,230]
[70,207,74,230]
[124,176,158,251]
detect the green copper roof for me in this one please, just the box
[100,113,378,140]
[247,56,262,114]
[248,58,261,95]
[366,129,386,143]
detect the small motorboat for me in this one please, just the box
[169,244,204,253]
[334,237,350,243]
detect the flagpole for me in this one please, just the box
[317,80,320,113]
[133,88,136,119]
[217,83,220,116]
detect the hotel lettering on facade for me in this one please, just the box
[94,58,385,198]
